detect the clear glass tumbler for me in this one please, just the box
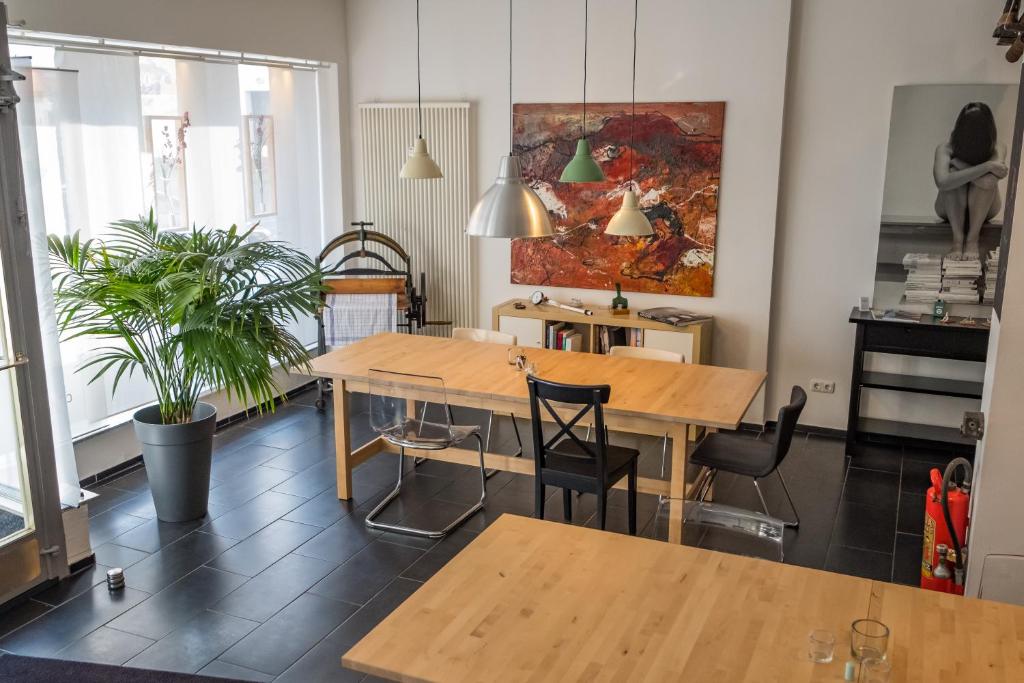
[859,657,892,682]
[850,619,889,661]
[807,629,836,663]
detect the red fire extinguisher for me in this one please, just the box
[921,457,972,595]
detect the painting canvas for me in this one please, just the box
[510,102,725,296]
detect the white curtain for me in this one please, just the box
[13,63,80,508]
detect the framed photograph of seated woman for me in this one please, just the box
[873,84,1016,317]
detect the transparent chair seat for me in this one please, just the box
[683,500,785,562]
[378,419,478,450]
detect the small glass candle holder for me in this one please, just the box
[859,657,892,682]
[807,629,835,663]
[850,619,889,661]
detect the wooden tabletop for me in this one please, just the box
[309,333,765,429]
[343,515,874,682]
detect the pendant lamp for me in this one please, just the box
[466,0,553,238]
[400,0,442,179]
[559,0,605,183]
[606,0,653,237]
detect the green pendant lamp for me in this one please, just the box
[606,0,653,237]
[559,0,605,183]
[400,0,443,179]
[466,0,553,238]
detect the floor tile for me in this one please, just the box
[276,579,421,683]
[261,442,330,473]
[84,486,137,518]
[210,445,288,481]
[200,490,308,541]
[897,493,925,536]
[107,517,208,554]
[55,625,153,665]
[125,609,259,673]
[108,566,247,640]
[218,592,359,676]
[208,466,294,508]
[847,443,902,473]
[825,545,893,581]
[207,520,322,577]
[310,540,424,605]
[831,500,896,554]
[271,459,337,499]
[92,543,151,570]
[32,563,112,608]
[400,528,478,582]
[292,512,381,566]
[197,659,275,681]
[0,599,50,639]
[121,531,237,594]
[87,509,148,548]
[111,492,158,519]
[893,533,923,586]
[282,488,361,528]
[843,468,899,508]
[104,468,150,494]
[901,457,941,493]
[212,552,338,622]
[0,584,149,656]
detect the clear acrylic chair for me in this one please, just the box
[682,500,785,562]
[364,369,487,538]
[450,327,524,457]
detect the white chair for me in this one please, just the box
[605,345,685,500]
[451,327,524,457]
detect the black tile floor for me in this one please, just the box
[0,387,968,680]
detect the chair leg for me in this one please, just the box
[562,488,572,522]
[776,470,801,529]
[657,433,669,505]
[535,477,546,520]
[365,436,486,539]
[510,413,523,457]
[628,464,637,536]
[695,469,717,503]
[597,490,608,531]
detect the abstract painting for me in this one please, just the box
[510,102,725,296]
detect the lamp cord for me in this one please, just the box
[509,0,513,155]
[416,0,422,138]
[582,0,589,141]
[629,0,638,184]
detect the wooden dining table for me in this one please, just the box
[308,332,766,543]
[342,515,1024,682]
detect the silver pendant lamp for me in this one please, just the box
[606,0,653,236]
[400,0,443,179]
[559,0,605,183]
[466,0,553,238]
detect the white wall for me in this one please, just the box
[769,0,1020,430]
[344,0,792,422]
[6,0,350,477]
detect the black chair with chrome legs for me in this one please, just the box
[364,369,487,539]
[527,376,640,534]
[689,386,806,528]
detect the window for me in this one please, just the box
[11,34,341,438]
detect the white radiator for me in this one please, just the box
[359,102,473,333]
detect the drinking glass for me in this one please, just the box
[850,619,889,661]
[859,657,892,682]
[807,629,835,663]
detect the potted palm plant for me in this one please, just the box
[49,213,322,522]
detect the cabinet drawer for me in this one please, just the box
[862,323,988,361]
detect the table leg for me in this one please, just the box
[334,380,353,500]
[667,423,689,544]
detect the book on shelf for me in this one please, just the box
[594,325,644,353]
[637,307,710,327]
[545,321,585,352]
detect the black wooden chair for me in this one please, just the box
[689,386,807,528]
[526,376,640,534]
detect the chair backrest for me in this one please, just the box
[368,368,452,440]
[608,345,684,363]
[526,376,611,474]
[770,386,807,469]
[452,327,517,345]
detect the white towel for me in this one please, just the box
[324,293,397,347]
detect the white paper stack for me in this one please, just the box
[940,256,982,304]
[983,248,1000,305]
[902,253,942,305]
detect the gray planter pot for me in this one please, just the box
[132,402,217,522]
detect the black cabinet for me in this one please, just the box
[847,308,988,455]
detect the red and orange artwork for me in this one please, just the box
[510,102,724,297]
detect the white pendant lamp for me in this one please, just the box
[400,0,442,179]
[559,0,605,183]
[606,0,653,237]
[466,0,553,239]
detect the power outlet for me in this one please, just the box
[810,379,835,394]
